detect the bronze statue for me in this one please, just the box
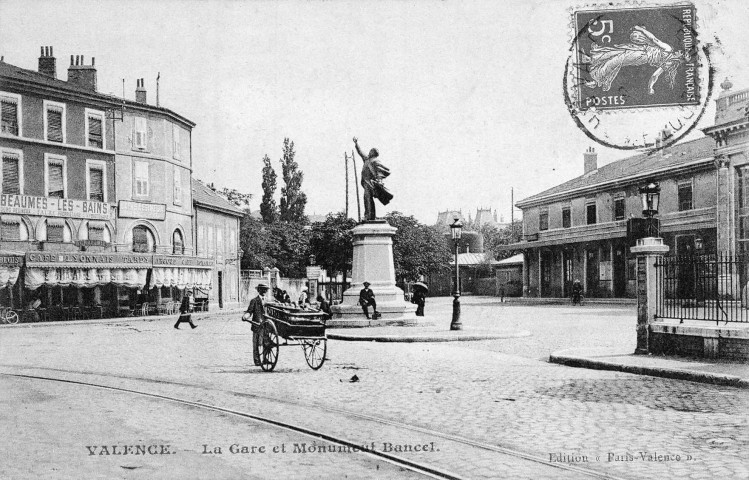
[353,137,392,221]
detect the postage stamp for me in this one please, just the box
[564,2,712,151]
[574,4,700,111]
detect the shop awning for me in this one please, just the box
[0,251,23,289]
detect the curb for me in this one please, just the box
[0,308,244,329]
[549,353,749,389]
[328,330,531,343]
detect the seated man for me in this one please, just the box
[359,281,381,319]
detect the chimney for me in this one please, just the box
[67,54,97,91]
[38,46,56,78]
[584,146,598,174]
[135,78,147,104]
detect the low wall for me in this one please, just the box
[649,322,749,360]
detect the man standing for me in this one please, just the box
[243,283,269,366]
[174,291,197,329]
[353,137,393,221]
[359,281,380,319]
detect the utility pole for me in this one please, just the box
[352,149,361,222]
[344,152,349,218]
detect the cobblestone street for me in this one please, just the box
[1,300,747,479]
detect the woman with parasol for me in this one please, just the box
[411,282,428,317]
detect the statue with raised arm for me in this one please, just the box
[353,137,392,221]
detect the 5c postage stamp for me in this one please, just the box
[564,2,712,151]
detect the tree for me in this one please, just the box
[239,216,310,277]
[260,154,278,224]
[309,212,357,278]
[279,138,307,223]
[385,212,452,283]
[480,221,523,261]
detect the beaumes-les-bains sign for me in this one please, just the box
[0,194,114,221]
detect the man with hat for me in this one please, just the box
[174,290,197,329]
[359,281,380,319]
[243,283,269,366]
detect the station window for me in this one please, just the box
[562,207,571,228]
[678,179,693,211]
[614,195,626,220]
[539,207,549,231]
[586,202,597,225]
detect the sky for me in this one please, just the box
[1,0,747,224]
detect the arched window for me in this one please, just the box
[132,225,155,253]
[172,229,184,255]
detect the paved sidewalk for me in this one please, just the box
[550,347,749,389]
[328,325,531,342]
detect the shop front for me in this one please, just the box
[20,252,213,321]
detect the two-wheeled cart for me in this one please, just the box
[252,303,328,372]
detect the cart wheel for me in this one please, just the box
[302,338,327,370]
[259,321,279,372]
[6,310,19,324]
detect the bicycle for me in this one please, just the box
[0,307,19,325]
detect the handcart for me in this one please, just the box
[253,303,328,372]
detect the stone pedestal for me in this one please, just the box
[329,221,420,327]
[631,237,669,355]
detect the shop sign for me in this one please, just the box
[75,240,110,247]
[153,255,214,268]
[26,252,151,266]
[0,255,22,267]
[306,266,322,279]
[0,194,113,220]
[118,200,166,220]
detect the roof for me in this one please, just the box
[0,60,195,127]
[517,136,714,208]
[457,252,500,266]
[496,253,523,265]
[191,179,245,217]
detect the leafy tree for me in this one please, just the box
[279,138,307,223]
[260,154,278,224]
[480,221,523,261]
[207,183,252,210]
[239,216,310,277]
[385,212,452,283]
[309,212,357,278]
[240,216,275,270]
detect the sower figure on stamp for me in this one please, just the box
[359,281,380,319]
[243,283,269,366]
[353,137,393,221]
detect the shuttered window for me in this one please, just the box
[173,165,182,205]
[134,161,149,196]
[47,221,64,242]
[2,152,20,194]
[88,115,103,148]
[1,217,20,241]
[173,230,184,255]
[88,223,104,241]
[89,167,104,202]
[132,225,153,253]
[48,162,64,198]
[47,106,64,142]
[1,97,19,135]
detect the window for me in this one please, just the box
[133,161,149,197]
[173,229,184,255]
[614,195,626,221]
[1,92,21,136]
[562,206,571,228]
[2,150,22,194]
[217,227,224,254]
[172,123,181,159]
[85,109,105,149]
[46,220,64,242]
[208,225,214,255]
[173,165,182,205]
[86,160,106,202]
[133,116,147,150]
[586,202,597,225]
[88,222,105,242]
[678,179,693,211]
[198,225,205,256]
[45,154,66,198]
[539,207,549,231]
[1,217,20,240]
[132,225,155,253]
[44,100,65,143]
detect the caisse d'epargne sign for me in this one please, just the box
[0,194,114,220]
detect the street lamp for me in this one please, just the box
[450,217,463,331]
[639,182,661,237]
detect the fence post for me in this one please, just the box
[630,237,670,355]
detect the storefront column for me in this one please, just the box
[716,155,739,297]
[522,252,529,297]
[631,238,669,355]
[537,250,542,297]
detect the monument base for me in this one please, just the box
[329,220,424,328]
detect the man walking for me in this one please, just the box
[243,283,269,366]
[174,291,197,329]
[359,281,380,319]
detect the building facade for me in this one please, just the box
[192,178,242,310]
[509,79,748,299]
[0,47,214,318]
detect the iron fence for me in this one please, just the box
[655,253,749,324]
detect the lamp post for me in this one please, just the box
[639,182,661,238]
[450,217,463,331]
